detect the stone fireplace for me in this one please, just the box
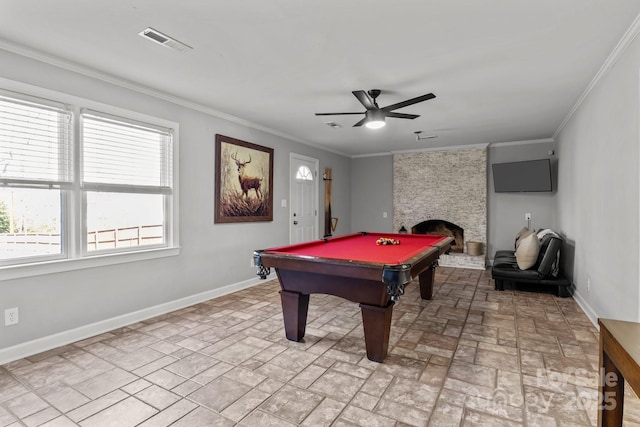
[393,147,487,269]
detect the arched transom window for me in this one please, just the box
[296,165,313,180]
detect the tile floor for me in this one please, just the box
[1,267,639,426]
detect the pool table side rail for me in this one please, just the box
[254,249,420,282]
[254,234,452,284]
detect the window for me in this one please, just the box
[81,111,173,253]
[0,91,71,262]
[296,165,313,180]
[0,88,177,273]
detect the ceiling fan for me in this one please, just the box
[315,89,436,129]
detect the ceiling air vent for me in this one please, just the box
[139,27,193,53]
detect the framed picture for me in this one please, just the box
[215,134,274,223]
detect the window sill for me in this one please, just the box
[0,247,181,281]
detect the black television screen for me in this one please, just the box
[492,159,552,192]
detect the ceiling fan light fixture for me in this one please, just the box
[365,110,386,129]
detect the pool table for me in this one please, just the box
[253,232,453,362]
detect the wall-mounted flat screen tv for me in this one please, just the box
[492,159,553,192]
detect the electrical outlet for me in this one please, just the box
[525,213,531,221]
[5,307,19,326]
[587,276,591,293]
[249,258,255,268]
[383,212,388,218]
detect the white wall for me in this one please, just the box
[0,49,351,360]
[555,34,640,322]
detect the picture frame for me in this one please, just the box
[214,134,274,223]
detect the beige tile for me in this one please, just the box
[171,407,235,427]
[351,392,379,410]
[462,409,523,426]
[164,353,217,379]
[135,385,180,410]
[38,416,78,427]
[37,384,89,414]
[383,377,439,410]
[188,375,251,412]
[338,405,396,427]
[132,355,177,377]
[3,270,624,427]
[21,406,60,427]
[419,363,448,387]
[4,392,49,419]
[78,396,157,426]
[66,390,128,423]
[384,399,431,426]
[223,366,268,388]
[309,369,366,403]
[0,405,17,425]
[220,389,271,422]
[428,401,463,426]
[74,367,137,399]
[238,409,297,427]
[121,378,152,395]
[170,379,201,396]
[144,368,187,389]
[300,397,346,426]
[448,360,497,388]
[190,361,234,385]
[260,385,324,423]
[137,399,198,427]
[289,364,327,388]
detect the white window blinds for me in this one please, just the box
[0,92,72,187]
[81,110,173,193]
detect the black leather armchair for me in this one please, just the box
[492,234,572,297]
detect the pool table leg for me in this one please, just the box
[280,290,310,342]
[418,262,437,299]
[360,302,395,362]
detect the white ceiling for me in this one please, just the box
[1,1,639,156]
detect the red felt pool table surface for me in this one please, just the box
[264,232,447,265]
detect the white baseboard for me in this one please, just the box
[0,274,274,365]
[571,289,599,329]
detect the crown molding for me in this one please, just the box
[553,13,640,139]
[489,138,554,148]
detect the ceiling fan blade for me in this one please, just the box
[315,112,363,116]
[385,112,419,120]
[352,90,377,110]
[353,117,368,127]
[381,93,436,112]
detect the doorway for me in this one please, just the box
[290,153,319,244]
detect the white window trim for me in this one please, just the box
[0,78,180,281]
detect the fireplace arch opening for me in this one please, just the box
[412,220,464,253]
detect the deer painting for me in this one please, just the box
[231,151,263,199]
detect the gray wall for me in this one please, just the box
[0,49,351,354]
[487,141,557,257]
[350,155,394,232]
[555,34,640,322]
[350,143,559,258]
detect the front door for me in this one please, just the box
[290,153,318,244]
